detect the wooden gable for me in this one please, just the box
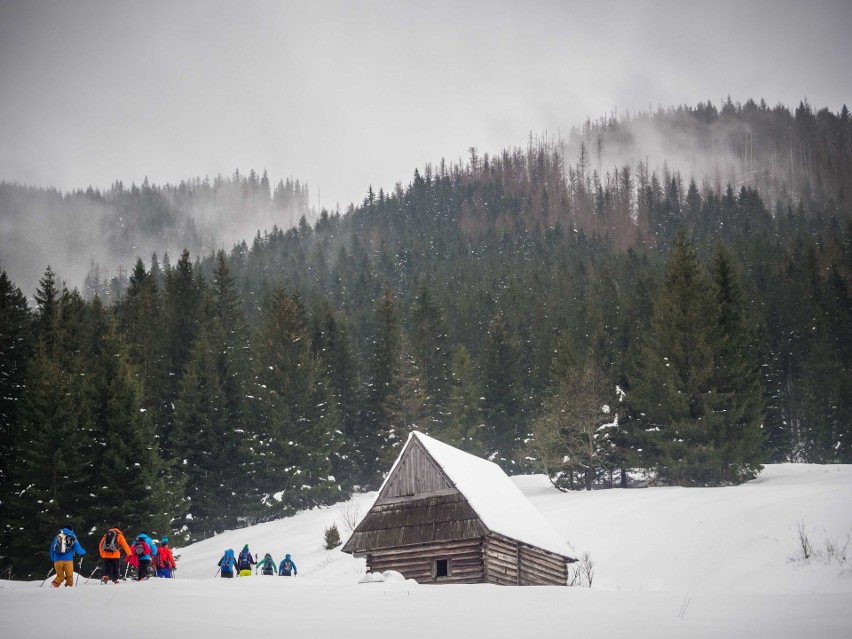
[376,436,455,502]
[342,436,486,555]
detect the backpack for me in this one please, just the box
[134,541,147,556]
[261,555,274,575]
[238,549,251,569]
[281,559,292,575]
[219,554,234,571]
[53,531,75,554]
[102,530,119,553]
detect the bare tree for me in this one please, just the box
[530,362,614,491]
[338,502,362,534]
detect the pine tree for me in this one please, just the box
[249,288,342,518]
[117,257,166,446]
[628,230,720,484]
[161,249,205,455]
[444,345,484,454]
[171,328,235,538]
[0,272,32,490]
[33,266,60,348]
[378,337,429,467]
[313,309,362,489]
[362,284,402,484]
[4,341,82,576]
[208,251,252,493]
[707,245,764,482]
[79,299,179,542]
[482,312,523,467]
[411,279,451,426]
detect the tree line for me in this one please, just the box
[1,99,850,578]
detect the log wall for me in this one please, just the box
[367,538,484,584]
[484,534,567,586]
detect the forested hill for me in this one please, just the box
[1,99,851,577]
[0,170,312,299]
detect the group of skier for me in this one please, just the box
[48,526,176,587]
[49,528,300,587]
[217,544,298,578]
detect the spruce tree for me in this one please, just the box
[362,284,402,484]
[444,345,484,454]
[249,288,342,518]
[708,245,764,482]
[483,312,523,468]
[379,337,429,467]
[80,299,179,542]
[0,273,32,490]
[161,249,205,455]
[628,230,720,484]
[411,279,451,426]
[171,328,235,538]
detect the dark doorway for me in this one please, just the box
[435,559,449,577]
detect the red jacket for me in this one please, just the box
[157,545,176,569]
[124,540,151,568]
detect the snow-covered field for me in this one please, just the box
[2,464,850,638]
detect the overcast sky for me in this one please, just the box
[1,0,850,210]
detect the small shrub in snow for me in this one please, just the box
[795,520,814,561]
[789,520,850,568]
[324,523,341,549]
[569,551,595,587]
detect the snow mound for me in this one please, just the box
[359,570,416,584]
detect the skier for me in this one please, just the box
[256,553,276,575]
[278,553,297,577]
[237,544,256,577]
[156,536,176,578]
[98,526,132,584]
[49,528,87,588]
[218,549,237,578]
[130,533,156,580]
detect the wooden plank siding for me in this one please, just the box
[344,492,485,554]
[484,534,568,586]
[483,535,519,585]
[342,433,572,586]
[379,439,453,500]
[366,538,484,584]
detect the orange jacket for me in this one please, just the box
[99,528,132,559]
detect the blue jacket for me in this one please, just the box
[219,549,236,571]
[278,554,297,575]
[131,533,158,562]
[49,528,87,562]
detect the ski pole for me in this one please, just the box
[214,567,221,577]
[39,567,55,588]
[84,563,100,585]
[75,558,83,586]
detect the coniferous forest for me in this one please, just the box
[1,99,851,577]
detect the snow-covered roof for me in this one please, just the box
[386,431,574,558]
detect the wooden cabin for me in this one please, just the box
[342,431,575,585]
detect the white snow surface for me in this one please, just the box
[381,431,574,557]
[2,464,851,638]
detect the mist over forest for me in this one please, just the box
[1,98,851,577]
[0,170,313,299]
[2,98,847,299]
